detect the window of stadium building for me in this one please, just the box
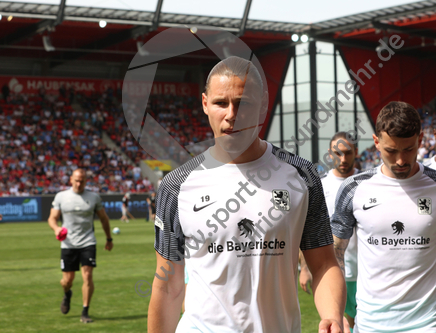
[267,41,375,169]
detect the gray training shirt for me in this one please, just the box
[52,188,103,249]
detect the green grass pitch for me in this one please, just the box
[0,219,319,332]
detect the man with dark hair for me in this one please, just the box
[48,169,113,323]
[300,131,359,330]
[148,56,348,333]
[332,101,436,332]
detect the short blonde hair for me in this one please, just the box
[204,56,263,95]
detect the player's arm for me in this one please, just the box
[299,249,313,294]
[96,208,113,251]
[48,208,63,236]
[333,235,349,276]
[304,244,349,333]
[148,252,185,333]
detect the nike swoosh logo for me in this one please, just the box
[193,201,217,212]
[363,204,381,210]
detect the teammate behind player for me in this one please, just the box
[323,132,360,330]
[148,56,348,333]
[48,169,113,323]
[332,101,436,332]
[300,132,359,330]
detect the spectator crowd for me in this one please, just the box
[0,85,157,196]
[1,82,435,196]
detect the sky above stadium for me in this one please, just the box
[9,0,423,23]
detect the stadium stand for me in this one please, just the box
[0,86,157,195]
[104,93,211,165]
[1,82,435,195]
[0,76,216,196]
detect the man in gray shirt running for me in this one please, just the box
[48,168,113,323]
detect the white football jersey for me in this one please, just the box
[331,163,436,332]
[322,168,359,281]
[155,142,332,333]
[423,156,436,170]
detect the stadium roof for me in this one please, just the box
[1,0,436,64]
[0,1,306,33]
[309,0,436,58]
[312,0,436,33]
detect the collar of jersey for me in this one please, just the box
[328,168,359,181]
[200,141,272,170]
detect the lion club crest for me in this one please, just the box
[272,189,290,211]
[417,197,432,215]
[237,218,255,238]
[391,221,405,235]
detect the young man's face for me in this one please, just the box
[202,74,264,155]
[373,131,423,179]
[70,171,86,193]
[329,138,357,177]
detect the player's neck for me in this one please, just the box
[332,168,354,178]
[211,138,267,164]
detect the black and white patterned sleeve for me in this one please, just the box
[330,177,358,240]
[154,155,205,261]
[330,170,377,239]
[298,162,333,251]
[154,177,185,262]
[423,165,436,181]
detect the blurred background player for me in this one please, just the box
[121,192,135,223]
[423,127,436,170]
[332,102,436,332]
[145,195,150,222]
[149,192,156,222]
[48,168,113,323]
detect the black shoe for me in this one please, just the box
[60,290,72,314]
[80,314,93,323]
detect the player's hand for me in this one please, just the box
[105,241,113,251]
[343,316,351,333]
[54,226,63,237]
[299,266,313,294]
[319,317,349,333]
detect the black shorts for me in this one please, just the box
[60,245,97,272]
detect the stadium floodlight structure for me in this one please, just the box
[42,35,55,52]
[136,41,150,56]
[375,36,389,52]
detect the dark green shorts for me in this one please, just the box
[345,281,357,318]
